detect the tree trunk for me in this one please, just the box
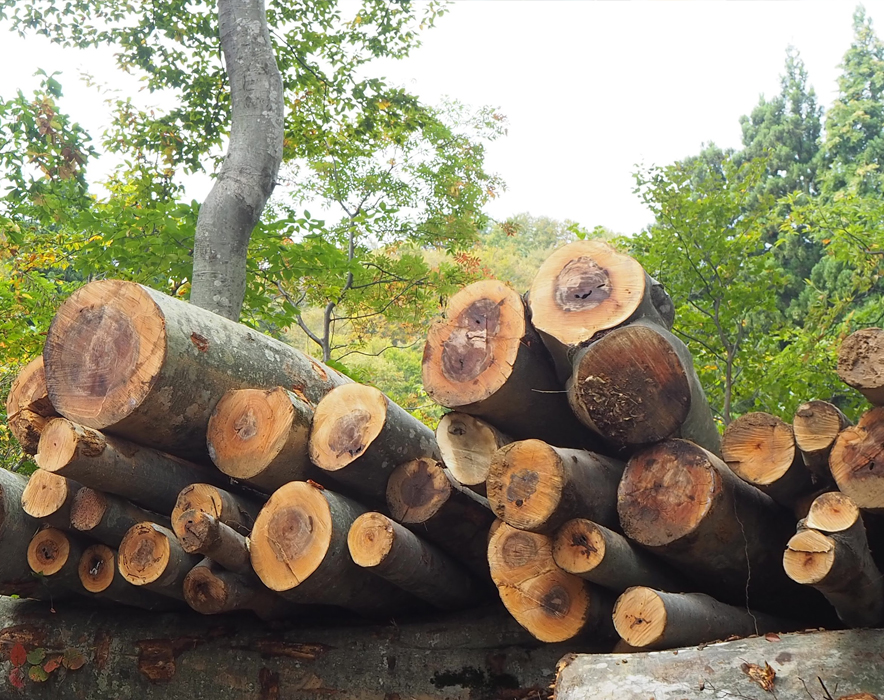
[552,518,687,593]
[182,558,300,619]
[172,483,264,537]
[722,412,817,508]
[189,0,283,320]
[70,488,171,548]
[347,511,479,610]
[486,440,624,534]
[527,239,675,381]
[386,457,495,579]
[436,412,512,495]
[173,509,252,575]
[568,319,721,455]
[829,406,884,511]
[207,386,317,492]
[28,526,86,591]
[0,469,46,597]
[309,383,437,502]
[422,280,598,448]
[78,543,179,611]
[118,522,202,600]
[837,327,884,405]
[793,400,852,479]
[43,280,348,460]
[36,417,226,514]
[20,469,82,530]
[5,355,58,454]
[612,587,792,651]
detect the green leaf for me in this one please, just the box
[26,648,45,665]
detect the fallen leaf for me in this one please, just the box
[26,648,45,665]
[9,643,26,667]
[62,648,86,671]
[741,661,776,692]
[43,656,62,674]
[764,633,780,642]
[8,667,25,690]
[28,665,49,682]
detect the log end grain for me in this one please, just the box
[783,529,835,586]
[5,355,54,418]
[347,512,393,568]
[7,409,49,455]
[722,412,797,486]
[309,384,387,471]
[552,518,605,576]
[69,488,108,532]
[27,527,70,577]
[436,413,505,488]
[119,523,172,586]
[830,407,884,510]
[793,401,850,454]
[21,469,74,521]
[36,417,106,473]
[173,509,220,555]
[806,492,860,533]
[386,458,450,524]
[497,571,592,643]
[183,562,231,615]
[611,586,667,648]
[78,543,116,593]
[487,440,564,531]
[837,328,884,403]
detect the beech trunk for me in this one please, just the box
[70,488,171,547]
[436,412,512,495]
[172,483,264,537]
[793,400,852,479]
[20,468,82,530]
[173,509,252,575]
[118,522,202,600]
[182,558,300,619]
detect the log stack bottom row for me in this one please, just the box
[5,239,884,662]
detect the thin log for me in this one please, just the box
[20,469,82,530]
[436,412,512,495]
[5,356,58,454]
[793,400,852,479]
[43,279,349,459]
[487,521,614,644]
[837,327,884,405]
[527,239,675,381]
[386,457,495,578]
[568,318,721,455]
[250,481,424,616]
[0,469,46,597]
[172,509,251,575]
[78,543,178,611]
[172,482,264,537]
[486,439,624,533]
[207,386,318,493]
[830,406,884,511]
[612,587,791,651]
[118,522,202,600]
[722,412,816,508]
[36,417,227,514]
[348,511,478,610]
[552,518,687,593]
[422,279,597,448]
[70,488,170,547]
[27,526,85,590]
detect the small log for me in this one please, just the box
[436,412,512,495]
[830,406,884,511]
[172,509,251,575]
[70,488,170,547]
[837,327,884,405]
[20,469,82,530]
[0,469,46,597]
[486,439,624,533]
[207,386,317,493]
[722,412,816,508]
[309,383,437,502]
[527,239,675,380]
[36,417,226,514]
[552,518,687,592]
[487,521,614,643]
[6,409,51,456]
[5,356,58,454]
[386,457,495,578]
[172,483,264,537]
[568,319,721,455]
[43,279,349,460]
[783,492,884,627]
[612,587,790,651]
[118,522,202,600]
[422,279,596,448]
[27,526,85,590]
[78,543,178,610]
[348,511,478,610]
[793,400,852,479]
[250,481,423,616]
[183,558,301,619]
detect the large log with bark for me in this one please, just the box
[182,558,300,619]
[20,469,82,530]
[422,279,595,447]
[829,406,884,511]
[42,279,349,459]
[436,412,512,495]
[5,356,59,454]
[837,327,884,405]
[793,400,851,479]
[118,522,202,600]
[70,488,170,547]
[0,469,44,597]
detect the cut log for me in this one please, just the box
[487,521,614,644]
[172,509,251,575]
[568,319,721,455]
[5,356,58,454]
[207,386,317,493]
[722,411,816,508]
[784,492,884,627]
[612,587,790,651]
[183,558,301,619]
[0,469,46,597]
[70,488,171,547]
[27,526,85,590]
[552,518,687,593]
[422,279,596,448]
[386,457,495,578]
[830,406,884,511]
[793,400,852,479]
[20,469,82,530]
[118,522,202,600]
[250,481,423,616]
[436,412,512,495]
[837,327,884,405]
[527,239,675,380]
[172,483,264,537]
[35,417,227,514]
[6,409,51,456]
[348,511,478,610]
[486,439,624,533]
[617,439,824,617]
[78,543,178,611]
[309,383,437,502]
[43,279,349,459]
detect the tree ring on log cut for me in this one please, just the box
[617,440,718,548]
[27,527,70,577]
[611,587,667,648]
[552,518,606,575]
[487,440,566,531]
[347,512,394,568]
[436,413,506,489]
[386,458,450,523]
[500,528,542,569]
[805,492,860,533]
[793,401,848,454]
[309,385,387,470]
[529,240,646,346]
[183,564,229,614]
[36,418,105,472]
[830,407,884,510]
[783,529,836,585]
[44,280,166,429]
[422,280,526,407]
[722,412,797,486]
[119,523,171,586]
[250,482,331,592]
[21,468,73,520]
[497,569,590,643]
[79,544,116,593]
[6,356,55,420]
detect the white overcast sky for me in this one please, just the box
[1,1,882,234]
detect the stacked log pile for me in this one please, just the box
[3,244,884,661]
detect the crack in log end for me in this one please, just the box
[136,637,202,683]
[505,470,539,508]
[249,640,331,661]
[554,257,612,313]
[266,509,314,570]
[259,667,280,700]
[570,533,598,557]
[190,332,210,353]
[327,409,371,461]
[233,408,259,441]
[440,299,501,383]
